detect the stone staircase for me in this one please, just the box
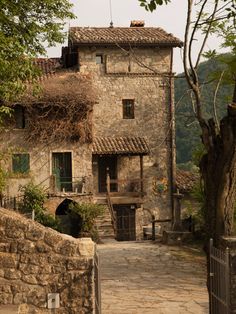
[95,204,115,239]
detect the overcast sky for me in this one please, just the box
[47,0,224,74]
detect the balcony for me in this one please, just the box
[106,176,145,205]
[49,175,90,195]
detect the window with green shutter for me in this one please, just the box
[12,154,30,174]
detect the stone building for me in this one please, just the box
[1,21,182,241]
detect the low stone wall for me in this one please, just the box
[0,208,95,314]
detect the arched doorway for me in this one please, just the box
[56,199,83,238]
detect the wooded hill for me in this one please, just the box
[175,55,234,167]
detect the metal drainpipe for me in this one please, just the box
[169,47,176,227]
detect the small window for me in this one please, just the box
[12,154,30,174]
[14,105,25,129]
[96,54,103,64]
[123,99,135,119]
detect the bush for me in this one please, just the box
[0,166,7,195]
[189,181,207,240]
[69,202,105,241]
[18,182,60,231]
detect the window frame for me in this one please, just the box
[95,54,104,65]
[12,153,30,174]
[122,99,135,119]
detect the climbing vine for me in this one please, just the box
[8,73,97,144]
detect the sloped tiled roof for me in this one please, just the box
[69,27,183,47]
[176,169,199,193]
[33,58,62,75]
[92,137,150,155]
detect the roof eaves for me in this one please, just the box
[70,41,183,48]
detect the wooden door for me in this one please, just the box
[115,205,136,241]
[52,152,72,192]
[98,156,117,193]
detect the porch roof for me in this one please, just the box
[92,137,149,155]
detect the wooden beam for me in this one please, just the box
[140,155,144,194]
[106,167,110,194]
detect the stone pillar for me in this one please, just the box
[172,190,184,231]
[49,174,56,194]
[221,237,236,313]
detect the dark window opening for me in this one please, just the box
[123,99,135,119]
[96,54,103,64]
[14,105,26,129]
[62,47,79,68]
[12,153,30,174]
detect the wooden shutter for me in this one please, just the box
[12,154,30,173]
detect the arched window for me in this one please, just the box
[56,199,83,238]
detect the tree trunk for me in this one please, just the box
[200,81,236,245]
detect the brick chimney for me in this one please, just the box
[130,20,145,27]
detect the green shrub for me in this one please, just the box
[0,166,7,195]
[69,202,105,241]
[19,182,46,214]
[18,182,60,231]
[190,181,207,239]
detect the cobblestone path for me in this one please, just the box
[98,240,209,314]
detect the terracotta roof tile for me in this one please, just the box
[92,137,149,155]
[69,27,183,47]
[176,169,199,193]
[33,58,62,75]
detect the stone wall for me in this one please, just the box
[0,208,95,314]
[44,195,94,215]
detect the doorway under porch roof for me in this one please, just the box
[92,136,149,200]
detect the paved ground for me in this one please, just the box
[98,240,209,314]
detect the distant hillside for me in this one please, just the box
[175,56,234,165]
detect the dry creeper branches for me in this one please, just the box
[15,72,97,144]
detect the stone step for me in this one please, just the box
[93,196,107,205]
[95,204,115,239]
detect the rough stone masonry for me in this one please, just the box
[0,208,95,314]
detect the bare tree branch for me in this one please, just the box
[189,0,208,77]
[213,70,225,132]
[195,0,219,68]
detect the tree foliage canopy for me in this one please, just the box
[176,55,234,165]
[0,0,74,102]
[139,0,236,241]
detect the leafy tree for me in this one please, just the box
[0,0,74,192]
[175,55,234,164]
[0,0,74,102]
[139,0,236,244]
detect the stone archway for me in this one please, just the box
[56,198,83,238]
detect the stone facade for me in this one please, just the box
[79,46,174,220]
[0,111,93,198]
[0,25,181,239]
[0,207,95,313]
